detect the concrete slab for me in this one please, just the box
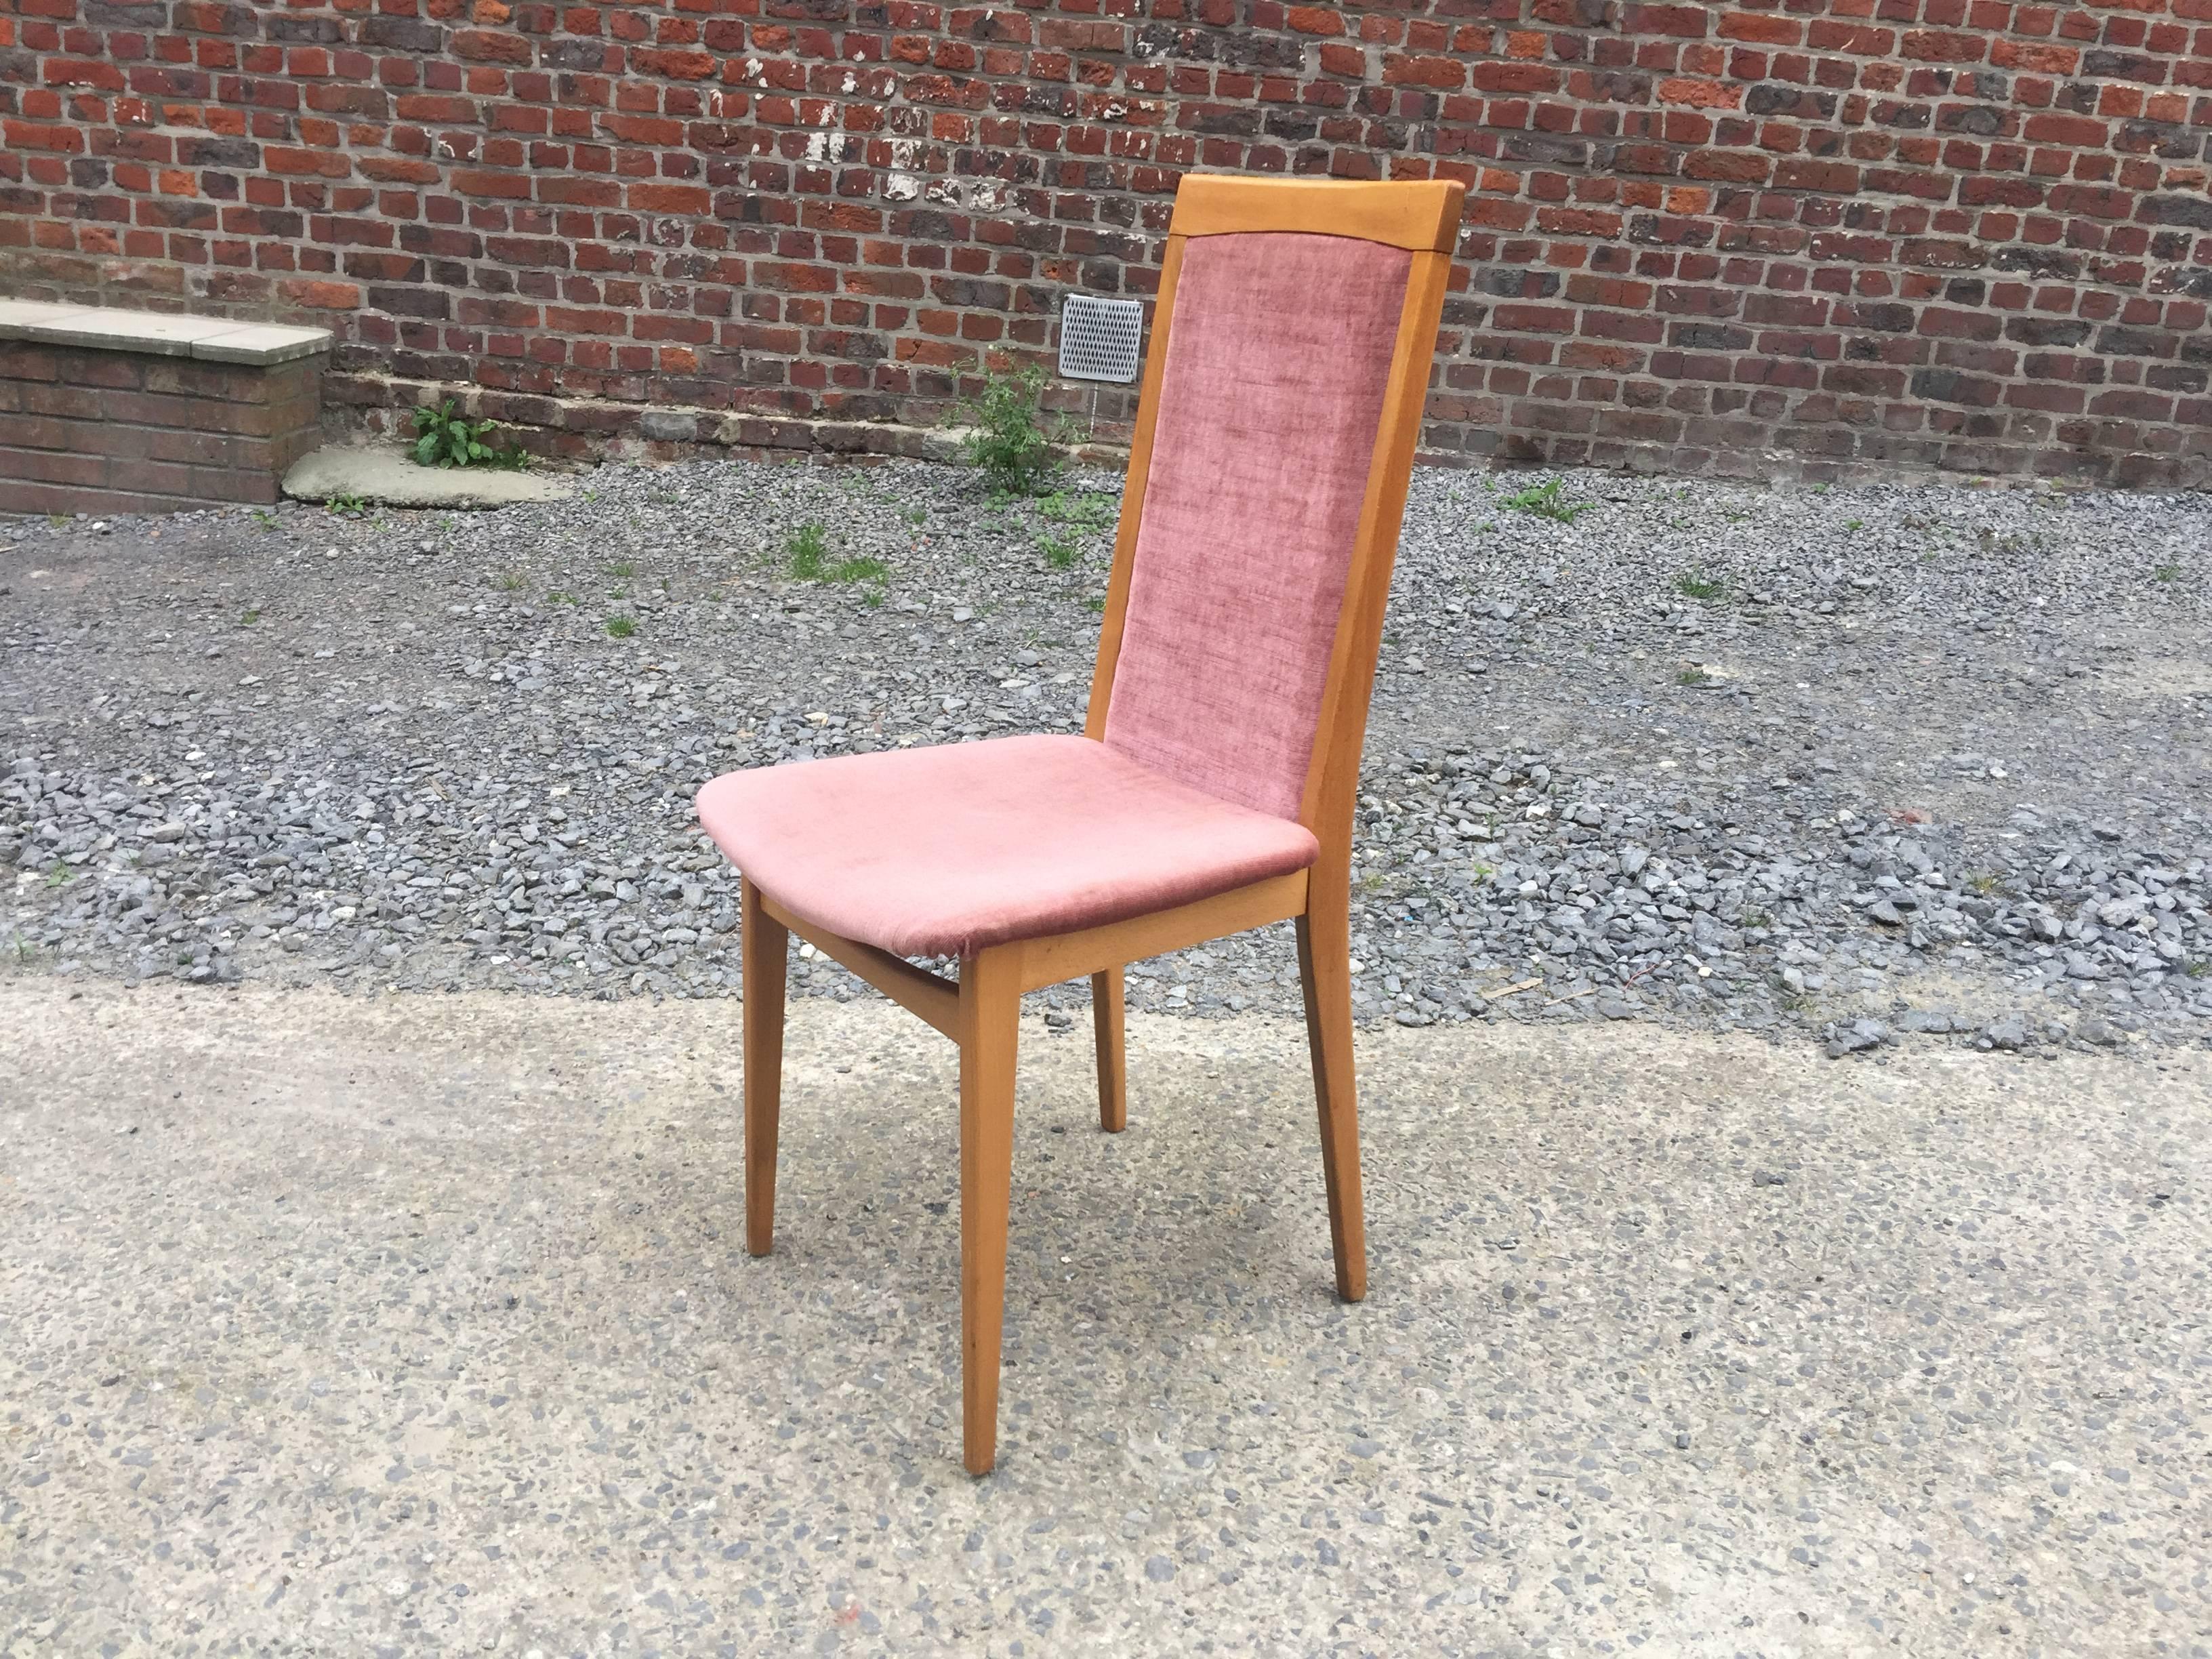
[22,307,253,358]
[190,321,334,365]
[0,298,96,340]
[283,445,577,508]
[0,302,331,363]
[3,977,2204,1655]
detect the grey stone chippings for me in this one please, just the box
[2,461,2209,1057]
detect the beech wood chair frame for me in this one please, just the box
[736,173,1466,1475]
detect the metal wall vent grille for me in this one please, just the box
[1057,294,1144,383]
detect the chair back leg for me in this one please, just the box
[740,877,790,1258]
[1295,903,1368,1303]
[957,947,1023,1475]
[1092,967,1127,1133]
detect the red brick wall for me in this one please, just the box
[3,0,2208,486]
[0,344,322,512]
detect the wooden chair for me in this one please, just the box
[697,173,1464,1474]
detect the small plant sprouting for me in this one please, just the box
[495,571,526,592]
[1811,483,1830,495]
[327,492,369,518]
[1965,870,2003,896]
[1845,518,1864,531]
[605,560,636,579]
[411,399,531,470]
[1675,571,1728,601]
[829,555,888,584]
[905,504,929,527]
[241,608,261,626]
[548,590,578,606]
[2154,562,2181,583]
[960,366,1061,497]
[1678,665,1713,687]
[47,513,70,528]
[787,523,886,587]
[1038,491,1115,530]
[787,523,831,579]
[1083,594,1107,613]
[606,615,636,638]
[1040,533,1078,570]
[249,508,279,532]
[1500,476,1595,523]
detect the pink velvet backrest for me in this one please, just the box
[1098,230,1414,823]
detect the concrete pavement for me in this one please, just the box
[1,979,2205,1656]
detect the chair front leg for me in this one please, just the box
[1296,903,1367,1303]
[740,877,789,1258]
[1091,966,1126,1133]
[957,945,1023,1474]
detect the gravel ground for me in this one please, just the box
[3,459,2209,1056]
[6,981,2207,1656]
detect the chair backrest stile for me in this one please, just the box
[1082,176,1465,880]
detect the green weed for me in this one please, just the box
[787,523,831,579]
[960,366,1060,496]
[410,398,531,470]
[1040,533,1078,570]
[1675,571,1728,601]
[787,523,885,586]
[606,615,636,638]
[1500,476,1595,523]
[327,492,368,518]
[1038,491,1115,529]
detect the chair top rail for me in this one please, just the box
[1165,175,1463,252]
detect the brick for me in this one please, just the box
[0,0,2195,489]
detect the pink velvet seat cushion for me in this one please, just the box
[695,734,1320,960]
